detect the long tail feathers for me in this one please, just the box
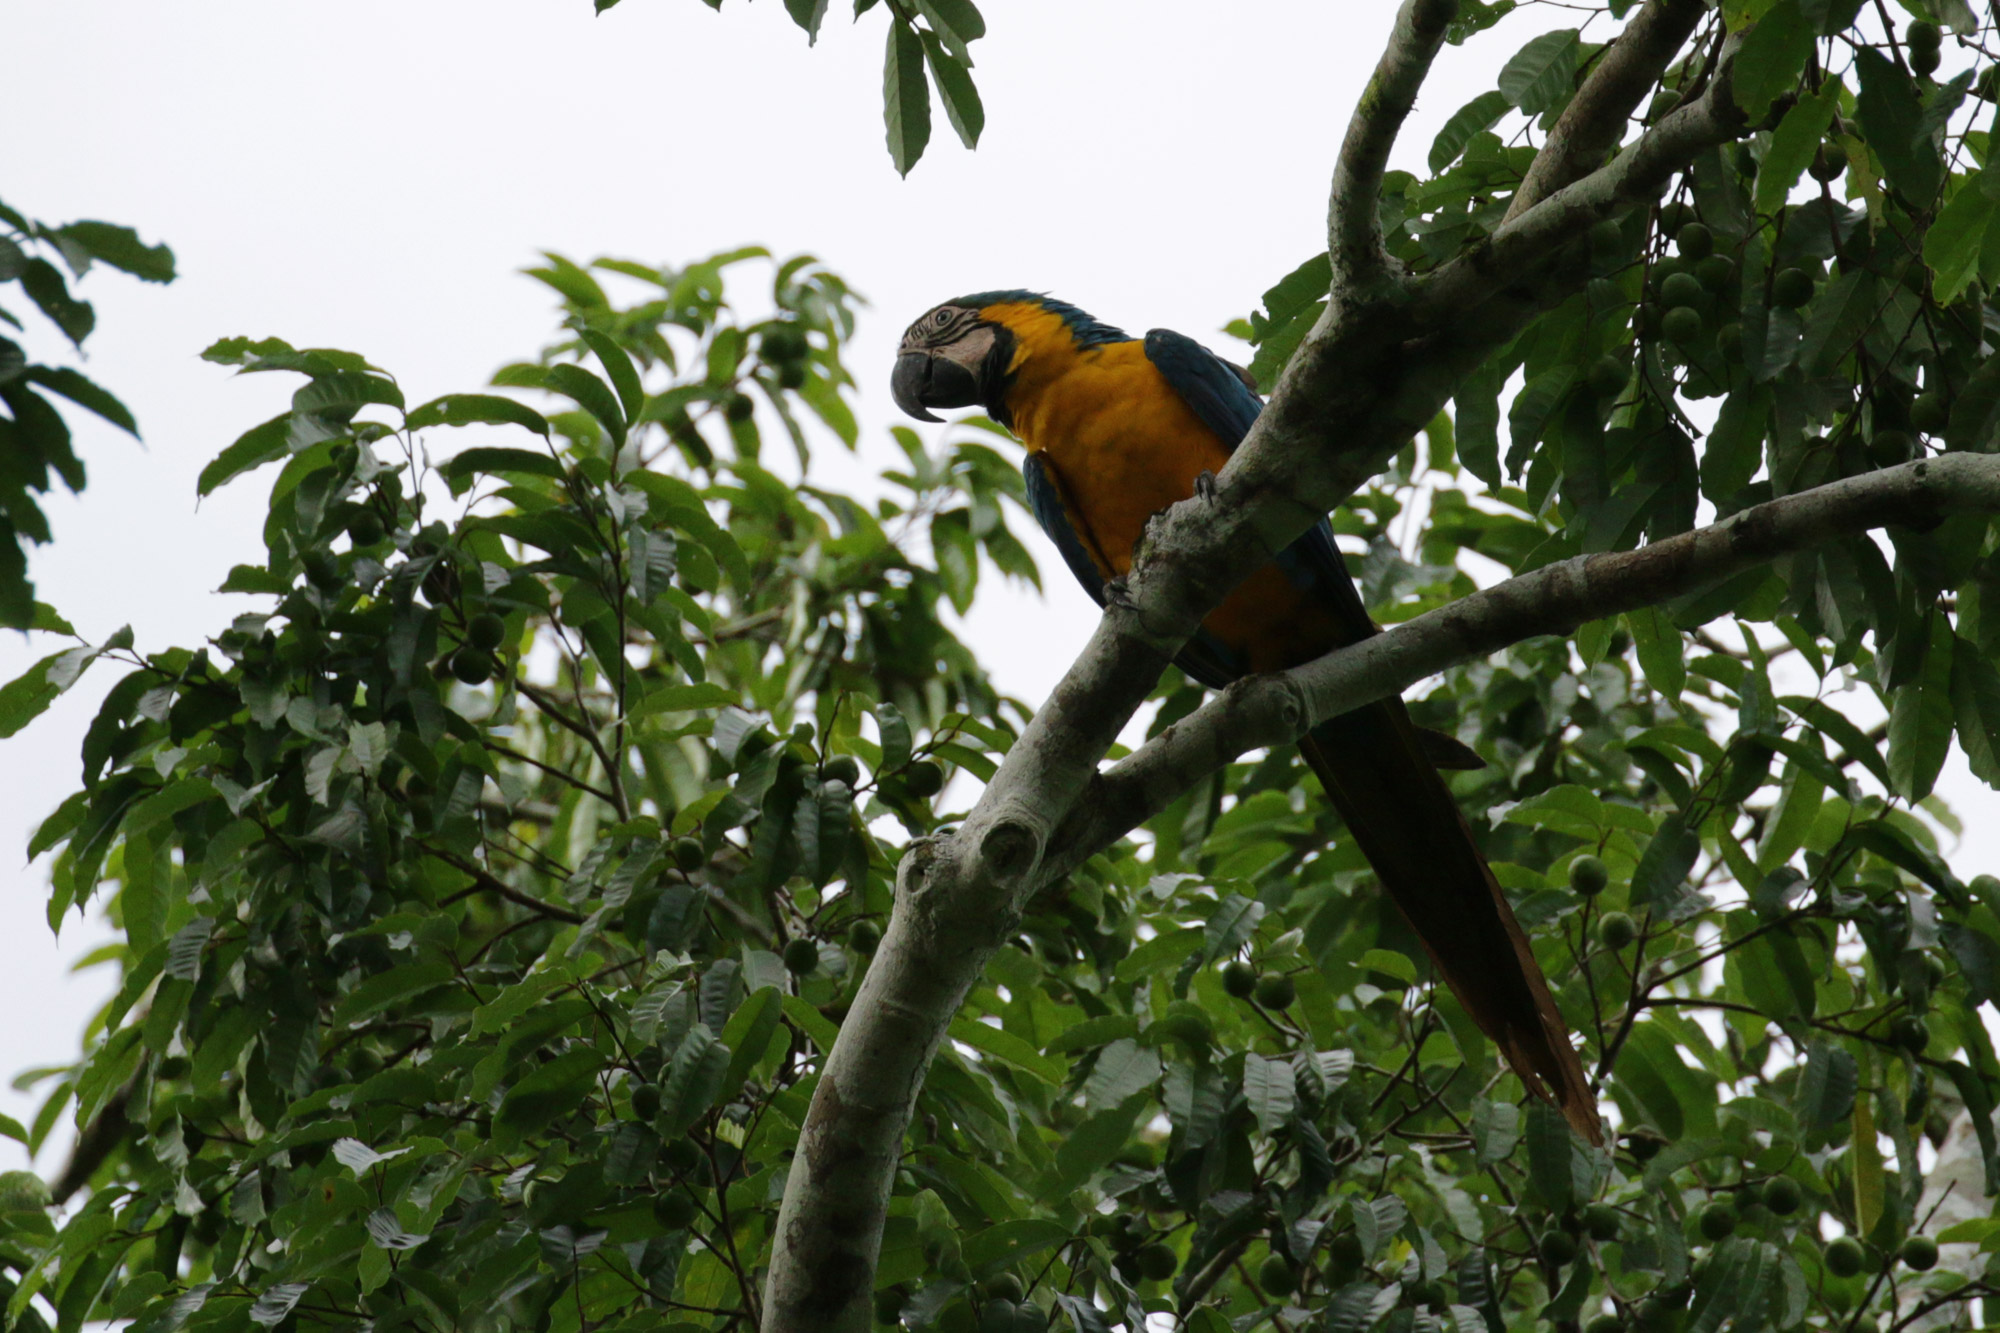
[1298,703,1602,1145]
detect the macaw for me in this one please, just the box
[892,291,1600,1143]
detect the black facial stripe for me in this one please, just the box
[903,305,978,349]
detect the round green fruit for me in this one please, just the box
[1013,1303,1047,1333]
[1911,43,1941,76]
[1569,855,1609,897]
[303,550,342,590]
[904,761,945,798]
[652,1191,696,1230]
[348,511,386,546]
[1676,222,1714,261]
[984,1275,1025,1304]
[1255,1254,1297,1296]
[1810,144,1846,182]
[157,1055,191,1081]
[783,938,821,976]
[777,361,808,391]
[1868,429,1914,468]
[449,647,495,686]
[671,836,705,872]
[1540,1229,1579,1267]
[1254,973,1297,1009]
[467,612,506,651]
[822,755,861,787]
[1762,1175,1803,1216]
[1585,1316,1622,1333]
[1901,1234,1939,1271]
[1662,306,1704,346]
[1853,1318,1882,1333]
[1892,1014,1930,1051]
[1590,219,1626,262]
[1585,1203,1622,1241]
[1825,1235,1865,1277]
[1696,254,1736,291]
[631,1082,661,1119]
[1660,271,1706,309]
[1772,267,1816,308]
[1328,1231,1365,1270]
[848,920,882,955]
[1911,392,1950,433]
[0,1171,50,1212]
[1716,321,1743,357]
[1599,912,1639,950]
[1135,1242,1177,1281]
[979,1301,1016,1333]
[1698,1201,1736,1241]
[1221,960,1258,998]
[1907,20,1941,50]
[1588,354,1630,398]
[661,1137,702,1174]
[724,394,755,424]
[1974,872,2000,904]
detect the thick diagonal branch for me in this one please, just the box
[1504,0,1709,223]
[1041,452,2000,877]
[1328,0,1460,290]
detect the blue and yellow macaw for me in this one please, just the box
[892,292,1599,1141]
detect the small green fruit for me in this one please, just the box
[1762,1175,1803,1216]
[631,1082,661,1119]
[1590,219,1626,265]
[1599,912,1638,950]
[724,394,755,424]
[1254,973,1297,1009]
[303,550,342,590]
[822,755,861,787]
[983,1275,1025,1304]
[1910,44,1940,76]
[1772,267,1816,308]
[671,836,705,872]
[1900,1234,1939,1271]
[1328,1231,1365,1269]
[467,612,506,651]
[1696,254,1736,291]
[1585,1315,1623,1333]
[1587,354,1630,398]
[1255,1254,1297,1296]
[904,761,945,798]
[157,1055,191,1080]
[661,1137,702,1173]
[1675,222,1714,261]
[1660,271,1705,308]
[1892,1014,1930,1051]
[1810,144,1846,182]
[1540,1229,1579,1267]
[1716,322,1743,357]
[1012,1303,1047,1333]
[979,1300,1016,1333]
[1585,1203,1622,1241]
[1907,20,1941,50]
[1135,1242,1177,1281]
[1698,1201,1736,1241]
[1825,1235,1865,1277]
[1910,392,1949,433]
[848,920,882,955]
[1973,872,2000,904]
[1569,855,1609,897]
[0,1171,50,1212]
[1868,429,1914,467]
[449,647,495,685]
[652,1192,696,1230]
[348,511,386,546]
[1662,306,1704,346]
[1853,1317,1882,1333]
[783,938,821,976]
[1222,960,1258,998]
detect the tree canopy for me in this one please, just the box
[13,3,2000,1333]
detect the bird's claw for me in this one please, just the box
[1104,577,1135,609]
[1194,470,1217,503]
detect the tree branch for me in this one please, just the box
[1328,0,1459,290]
[1041,452,2000,878]
[1503,0,1710,224]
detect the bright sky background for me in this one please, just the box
[4,0,1995,1183]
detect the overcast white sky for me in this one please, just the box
[4,0,1994,1180]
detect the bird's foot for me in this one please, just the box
[1194,469,1217,503]
[1104,577,1135,610]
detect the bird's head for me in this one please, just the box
[891,291,1128,424]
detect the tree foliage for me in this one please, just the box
[17,4,2000,1333]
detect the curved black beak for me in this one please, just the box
[891,353,943,422]
[891,352,982,423]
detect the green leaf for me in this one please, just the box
[948,1017,1064,1085]
[1927,168,2000,305]
[1628,604,1685,702]
[1733,0,1813,121]
[1854,46,1941,204]
[1428,90,1511,173]
[544,364,626,446]
[20,259,94,346]
[1756,83,1840,215]
[1496,29,1578,116]
[911,0,983,60]
[1951,638,2000,788]
[0,650,71,739]
[1081,1038,1161,1111]
[1795,1039,1857,1133]
[23,367,138,436]
[578,329,645,423]
[1798,270,1879,375]
[196,413,290,497]
[718,987,782,1097]
[54,221,176,282]
[436,447,566,485]
[1631,811,1700,910]
[1887,610,1953,801]
[659,1022,730,1135]
[783,0,830,41]
[883,19,932,177]
[1049,1093,1148,1196]
[918,30,984,150]
[406,393,551,437]
[1242,1054,1295,1137]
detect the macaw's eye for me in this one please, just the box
[933,310,951,327]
